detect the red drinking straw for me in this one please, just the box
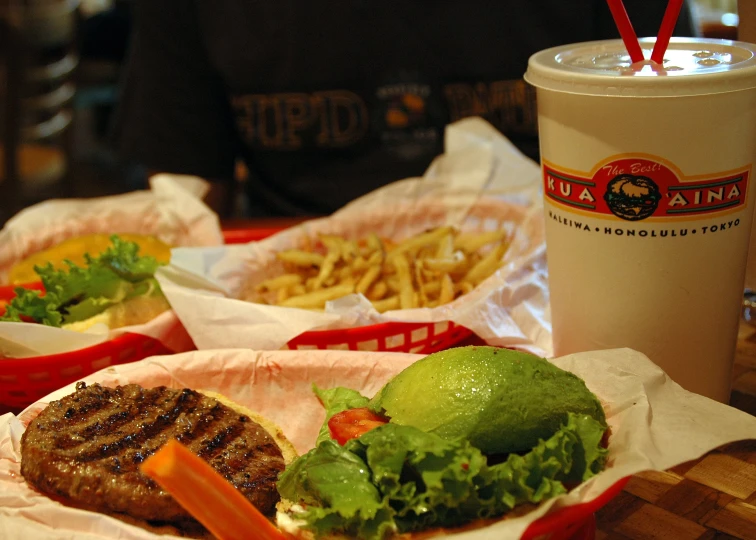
[651,0,684,64]
[605,0,645,63]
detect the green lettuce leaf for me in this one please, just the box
[277,439,394,540]
[91,235,161,282]
[1,288,63,326]
[277,413,608,540]
[0,235,165,327]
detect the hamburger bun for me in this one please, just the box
[200,389,298,465]
[62,292,172,332]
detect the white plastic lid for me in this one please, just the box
[524,37,756,97]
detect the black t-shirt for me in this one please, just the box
[115,0,695,216]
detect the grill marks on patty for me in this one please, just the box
[51,387,208,466]
[20,383,286,527]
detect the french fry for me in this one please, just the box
[421,280,442,295]
[351,255,368,271]
[454,230,508,253]
[386,275,400,293]
[463,243,507,285]
[435,233,454,259]
[277,250,324,267]
[421,251,467,273]
[338,265,355,281]
[421,267,440,282]
[276,287,289,304]
[438,273,455,305]
[366,250,384,267]
[279,283,355,309]
[386,226,453,262]
[366,233,383,253]
[371,295,400,313]
[342,240,360,262]
[356,265,381,295]
[381,261,397,275]
[256,273,303,292]
[313,250,340,289]
[456,281,475,295]
[414,263,429,307]
[319,234,344,253]
[392,253,416,309]
[367,280,388,301]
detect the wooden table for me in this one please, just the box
[594,320,756,540]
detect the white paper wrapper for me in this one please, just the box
[0,174,223,356]
[1,347,754,539]
[157,119,551,355]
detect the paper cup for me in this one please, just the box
[525,38,756,402]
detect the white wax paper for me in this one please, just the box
[0,347,754,540]
[157,119,551,355]
[0,174,223,356]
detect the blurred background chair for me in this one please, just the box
[1,0,80,224]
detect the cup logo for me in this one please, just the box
[604,175,661,221]
[543,156,749,221]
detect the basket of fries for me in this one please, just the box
[159,194,548,354]
[222,228,476,354]
[240,224,514,353]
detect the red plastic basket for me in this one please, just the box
[221,228,474,354]
[0,282,173,411]
[287,320,472,354]
[0,333,172,411]
[523,476,629,540]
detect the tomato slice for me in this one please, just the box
[328,408,388,445]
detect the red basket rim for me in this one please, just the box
[522,476,629,539]
[0,332,150,367]
[291,320,466,342]
[0,283,147,365]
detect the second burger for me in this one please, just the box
[1,234,170,332]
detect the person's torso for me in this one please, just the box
[195,0,602,215]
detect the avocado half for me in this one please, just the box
[368,346,606,455]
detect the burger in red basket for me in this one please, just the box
[1,235,170,332]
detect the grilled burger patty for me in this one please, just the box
[20,382,286,526]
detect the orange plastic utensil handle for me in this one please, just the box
[141,439,287,540]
